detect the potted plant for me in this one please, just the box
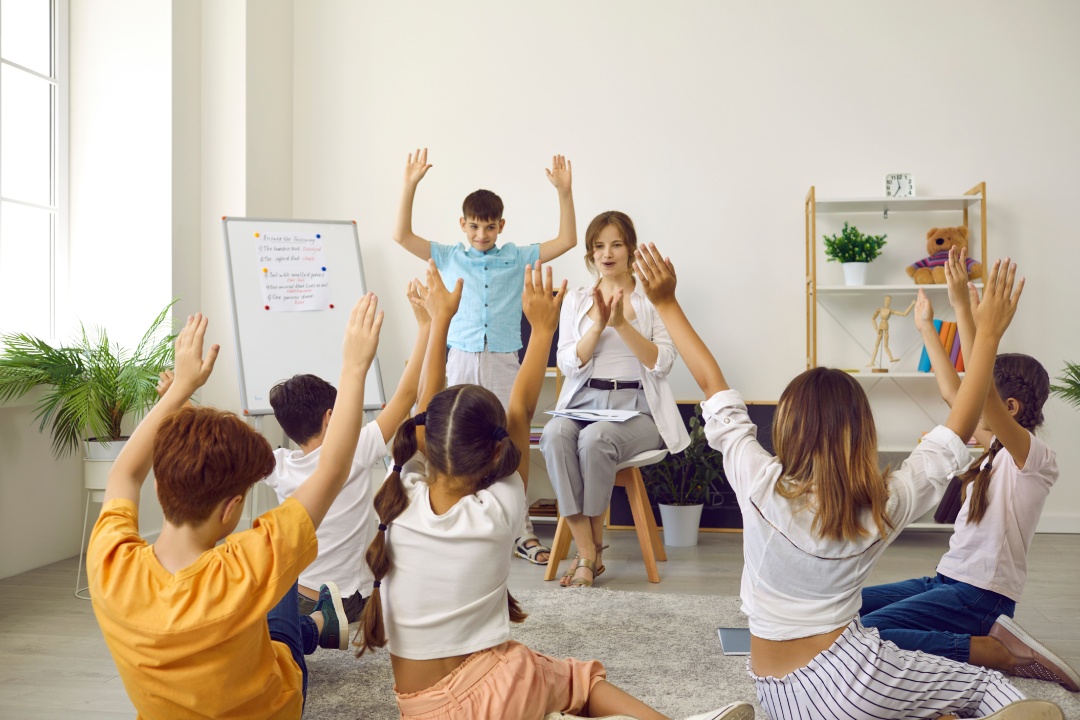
[823,222,888,286]
[1051,362,1080,409]
[641,405,728,546]
[0,303,176,468]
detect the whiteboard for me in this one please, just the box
[221,217,385,415]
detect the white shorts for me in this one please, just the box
[446,348,520,411]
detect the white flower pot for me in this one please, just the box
[842,262,869,286]
[84,439,127,493]
[658,503,704,547]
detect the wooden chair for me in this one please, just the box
[544,449,669,584]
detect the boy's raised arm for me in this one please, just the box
[103,315,219,507]
[393,148,434,261]
[537,155,578,263]
[292,294,382,528]
[374,280,432,444]
[634,244,730,398]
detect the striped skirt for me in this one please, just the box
[751,617,1024,719]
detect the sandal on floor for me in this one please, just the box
[559,554,581,588]
[594,543,609,578]
[513,536,551,565]
[568,557,598,589]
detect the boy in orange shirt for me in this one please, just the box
[87,297,382,719]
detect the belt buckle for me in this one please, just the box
[612,380,623,391]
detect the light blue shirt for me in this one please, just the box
[430,241,540,353]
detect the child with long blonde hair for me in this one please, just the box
[633,243,1062,720]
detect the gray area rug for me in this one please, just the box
[305,589,1080,719]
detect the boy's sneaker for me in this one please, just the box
[981,699,1063,719]
[312,582,348,650]
[989,615,1080,691]
[681,703,755,720]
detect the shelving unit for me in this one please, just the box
[805,183,987,531]
[527,366,563,524]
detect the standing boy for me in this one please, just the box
[393,149,577,565]
[263,282,430,622]
[88,298,382,719]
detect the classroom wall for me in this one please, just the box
[280,1,1080,532]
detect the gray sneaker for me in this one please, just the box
[981,699,1063,719]
[312,581,348,650]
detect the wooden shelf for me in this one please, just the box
[814,196,983,215]
[903,522,952,532]
[816,283,981,294]
[844,371,959,379]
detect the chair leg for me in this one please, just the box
[620,468,661,583]
[543,515,574,582]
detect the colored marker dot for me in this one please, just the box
[316,234,321,239]
[254,232,260,238]
[321,266,326,271]
[264,305,270,310]
[329,304,335,309]
[262,267,268,273]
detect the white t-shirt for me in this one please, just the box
[262,422,387,598]
[702,389,971,640]
[937,431,1058,602]
[381,457,526,660]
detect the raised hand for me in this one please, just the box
[633,242,677,307]
[155,370,174,400]
[545,154,572,193]
[972,259,1024,339]
[172,313,219,396]
[522,262,566,335]
[406,279,430,327]
[423,259,463,323]
[342,293,383,370]
[944,245,973,310]
[913,289,935,334]
[404,148,432,187]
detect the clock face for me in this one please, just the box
[886,173,915,198]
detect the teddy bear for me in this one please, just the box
[907,226,983,284]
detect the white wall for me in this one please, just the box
[283,1,1080,532]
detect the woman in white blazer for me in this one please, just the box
[540,211,690,588]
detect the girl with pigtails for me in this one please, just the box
[355,260,752,720]
[860,247,1079,693]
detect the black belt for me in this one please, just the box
[587,378,641,391]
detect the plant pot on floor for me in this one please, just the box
[658,503,703,547]
[84,439,127,491]
[842,262,869,286]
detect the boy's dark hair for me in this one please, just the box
[269,374,337,446]
[462,189,504,222]
[154,406,276,525]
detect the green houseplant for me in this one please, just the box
[1051,362,1080,409]
[641,405,729,546]
[0,303,176,459]
[823,222,887,285]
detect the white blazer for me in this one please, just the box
[555,285,690,454]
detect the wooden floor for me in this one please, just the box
[1,529,1077,718]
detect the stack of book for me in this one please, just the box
[529,426,544,445]
[528,498,559,518]
[918,319,965,373]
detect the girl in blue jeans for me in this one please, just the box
[861,249,1077,693]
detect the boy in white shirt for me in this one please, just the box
[263,284,430,626]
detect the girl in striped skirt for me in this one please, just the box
[633,244,1062,720]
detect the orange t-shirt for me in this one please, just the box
[88,497,318,720]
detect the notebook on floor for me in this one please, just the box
[717,627,751,655]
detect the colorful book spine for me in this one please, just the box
[956,347,965,372]
[949,325,961,366]
[918,319,944,372]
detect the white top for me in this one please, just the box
[262,422,387,597]
[937,432,1058,602]
[555,286,690,453]
[382,456,526,660]
[589,320,642,381]
[702,389,972,640]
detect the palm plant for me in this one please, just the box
[0,303,176,458]
[1051,362,1080,410]
[642,405,728,505]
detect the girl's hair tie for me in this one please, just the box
[372,580,381,589]
[392,464,403,473]
[414,411,427,427]
[491,426,509,441]
[378,523,387,532]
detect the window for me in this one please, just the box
[0,0,66,339]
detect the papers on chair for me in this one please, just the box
[545,409,641,423]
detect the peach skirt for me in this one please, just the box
[395,640,607,720]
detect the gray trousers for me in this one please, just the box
[540,386,663,517]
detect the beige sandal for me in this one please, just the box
[594,543,609,578]
[568,557,598,589]
[559,554,581,588]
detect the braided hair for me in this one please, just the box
[958,354,1049,524]
[355,385,526,656]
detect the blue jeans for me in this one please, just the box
[860,573,1015,662]
[266,582,320,701]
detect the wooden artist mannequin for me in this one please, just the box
[868,295,916,371]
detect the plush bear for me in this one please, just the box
[907,226,984,284]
